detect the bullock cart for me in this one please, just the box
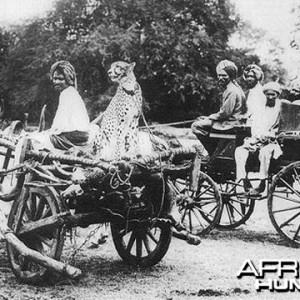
[0,135,222,284]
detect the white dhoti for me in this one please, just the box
[235,140,282,181]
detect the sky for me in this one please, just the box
[233,0,298,44]
[0,0,54,24]
[0,0,299,77]
[0,0,296,40]
[232,0,300,78]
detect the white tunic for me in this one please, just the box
[251,99,281,139]
[246,83,266,125]
[51,86,90,134]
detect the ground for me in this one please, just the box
[0,199,299,300]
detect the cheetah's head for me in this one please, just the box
[107,61,136,84]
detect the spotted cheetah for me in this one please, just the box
[94,61,143,161]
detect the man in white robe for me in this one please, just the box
[30,61,90,151]
[242,64,266,125]
[235,82,283,194]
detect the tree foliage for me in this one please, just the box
[291,3,300,51]
[230,20,287,86]
[0,0,287,125]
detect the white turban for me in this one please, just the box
[263,82,282,95]
[50,60,77,89]
[243,64,264,82]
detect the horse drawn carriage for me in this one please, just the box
[197,100,300,248]
[0,99,300,284]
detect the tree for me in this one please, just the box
[0,0,286,124]
[45,0,241,121]
[229,20,288,86]
[289,3,300,79]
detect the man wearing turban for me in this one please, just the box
[235,81,283,195]
[289,78,300,104]
[48,60,90,149]
[26,61,90,151]
[191,59,246,156]
[243,64,266,124]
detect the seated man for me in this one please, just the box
[11,62,90,233]
[48,60,90,150]
[242,64,266,125]
[235,82,283,194]
[14,60,90,167]
[191,60,246,156]
[26,61,90,152]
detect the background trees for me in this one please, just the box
[0,0,288,126]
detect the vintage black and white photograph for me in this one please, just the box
[0,0,300,299]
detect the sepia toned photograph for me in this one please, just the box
[0,0,300,299]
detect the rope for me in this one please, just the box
[26,150,106,168]
[133,146,197,166]
[139,119,196,129]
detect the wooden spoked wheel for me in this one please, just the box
[7,183,65,284]
[268,161,300,247]
[171,172,222,236]
[217,182,255,229]
[111,219,171,267]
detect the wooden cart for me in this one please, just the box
[0,136,222,284]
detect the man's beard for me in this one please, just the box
[218,78,230,87]
[266,98,276,107]
[247,81,257,89]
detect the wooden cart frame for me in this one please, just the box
[0,136,221,284]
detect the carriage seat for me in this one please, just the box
[277,101,300,162]
[206,124,251,160]
[278,100,300,134]
[209,124,250,140]
[208,122,240,139]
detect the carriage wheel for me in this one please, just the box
[111,219,171,267]
[268,161,300,247]
[171,171,222,236]
[217,181,255,229]
[7,183,65,284]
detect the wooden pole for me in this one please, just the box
[0,208,81,279]
[18,211,114,236]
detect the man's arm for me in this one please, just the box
[267,111,281,138]
[209,89,237,121]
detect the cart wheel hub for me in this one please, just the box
[221,192,232,203]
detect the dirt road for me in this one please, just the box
[0,199,299,300]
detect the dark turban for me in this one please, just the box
[216,60,238,80]
[243,64,264,82]
[223,65,237,80]
[50,60,77,89]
